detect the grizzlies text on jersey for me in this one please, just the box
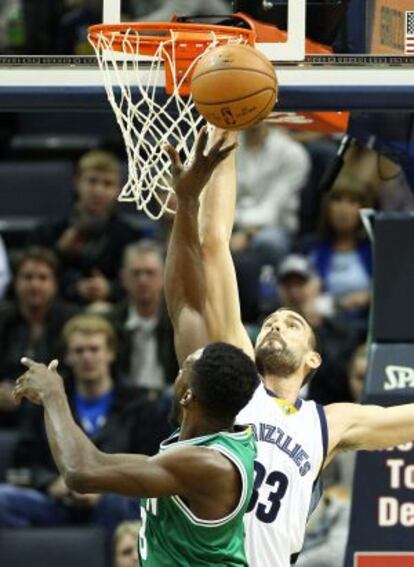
[237,382,328,567]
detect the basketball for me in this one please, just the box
[191,44,278,130]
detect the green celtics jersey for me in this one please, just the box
[138,427,256,566]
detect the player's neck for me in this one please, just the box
[262,373,301,404]
[179,417,233,441]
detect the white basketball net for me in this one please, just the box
[89,28,244,220]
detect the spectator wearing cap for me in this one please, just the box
[278,254,362,404]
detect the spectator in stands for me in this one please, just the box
[0,314,170,534]
[109,241,178,392]
[306,179,372,324]
[232,123,310,268]
[0,247,77,427]
[33,150,145,306]
[347,342,368,402]
[277,254,362,404]
[113,521,141,567]
[294,132,339,237]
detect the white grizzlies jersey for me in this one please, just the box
[236,382,328,567]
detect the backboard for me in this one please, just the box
[0,0,413,182]
[0,0,413,113]
[0,3,412,228]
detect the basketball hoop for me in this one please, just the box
[88,22,255,219]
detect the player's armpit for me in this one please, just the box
[325,402,414,460]
[65,445,232,500]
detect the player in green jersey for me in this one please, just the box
[14,344,257,566]
[13,129,259,567]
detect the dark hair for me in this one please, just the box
[318,178,371,241]
[191,342,259,422]
[13,246,59,279]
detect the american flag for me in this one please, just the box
[406,11,414,54]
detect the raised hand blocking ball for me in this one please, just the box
[191,44,278,130]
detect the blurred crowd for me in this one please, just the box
[0,1,413,566]
[0,116,412,564]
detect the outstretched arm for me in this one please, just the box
[199,128,254,358]
[325,402,414,465]
[14,359,237,504]
[164,128,238,365]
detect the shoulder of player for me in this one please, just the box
[324,402,366,453]
[324,402,362,423]
[156,445,239,499]
[156,445,236,483]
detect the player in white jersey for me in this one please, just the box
[237,380,326,566]
[164,126,414,567]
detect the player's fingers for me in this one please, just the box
[15,375,25,387]
[48,359,59,371]
[195,126,209,157]
[164,145,183,175]
[214,142,238,164]
[209,132,229,157]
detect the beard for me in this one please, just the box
[255,336,301,378]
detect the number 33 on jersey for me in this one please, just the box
[237,382,328,567]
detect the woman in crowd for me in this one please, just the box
[308,179,372,326]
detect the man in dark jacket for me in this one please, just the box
[0,314,171,533]
[32,150,148,305]
[0,247,78,426]
[109,240,178,391]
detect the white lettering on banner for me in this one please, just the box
[379,497,399,526]
[386,459,414,489]
[386,459,405,488]
[385,442,413,452]
[379,455,414,527]
[406,466,414,489]
[384,365,414,390]
[379,497,414,527]
[401,502,414,526]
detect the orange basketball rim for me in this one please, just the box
[88,22,256,96]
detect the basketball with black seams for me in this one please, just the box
[191,44,278,130]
